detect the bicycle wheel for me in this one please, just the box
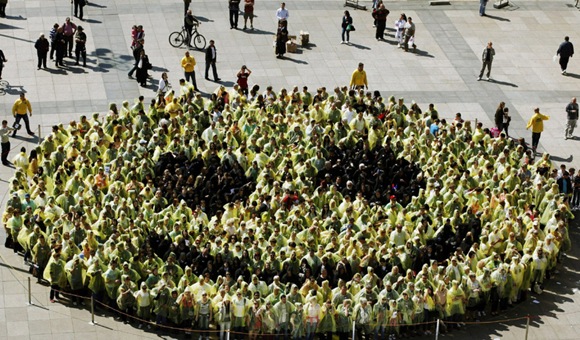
[169,32,185,48]
[193,34,207,50]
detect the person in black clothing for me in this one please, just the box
[229,0,240,29]
[0,49,6,79]
[372,3,389,41]
[49,23,59,60]
[54,27,66,67]
[136,50,151,87]
[73,0,86,21]
[205,40,220,81]
[184,10,200,46]
[128,39,144,78]
[74,26,87,67]
[557,36,574,75]
[34,33,50,70]
[275,20,288,58]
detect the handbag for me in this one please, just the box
[346,24,355,32]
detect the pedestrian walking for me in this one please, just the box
[349,62,368,90]
[236,65,251,96]
[158,72,170,95]
[565,97,579,139]
[128,39,144,78]
[275,20,289,58]
[49,23,59,60]
[479,0,488,16]
[229,0,241,29]
[34,33,49,70]
[136,50,151,87]
[0,0,7,18]
[557,36,574,75]
[243,0,254,30]
[402,17,416,52]
[181,51,198,90]
[11,92,34,137]
[62,17,77,58]
[0,49,7,79]
[394,13,407,47]
[73,0,86,21]
[372,3,389,41]
[0,120,15,165]
[478,41,495,81]
[503,107,511,137]
[74,26,87,67]
[526,107,549,153]
[205,40,220,82]
[494,101,505,132]
[341,10,353,45]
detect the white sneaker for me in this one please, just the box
[477,77,482,81]
[341,41,345,44]
[487,77,491,81]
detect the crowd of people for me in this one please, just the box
[2,80,574,338]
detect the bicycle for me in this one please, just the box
[169,25,207,50]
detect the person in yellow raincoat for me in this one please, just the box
[446,280,466,329]
[44,251,67,303]
[65,254,87,305]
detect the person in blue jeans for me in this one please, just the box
[479,0,488,16]
[341,11,352,44]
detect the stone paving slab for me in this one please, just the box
[1,0,580,339]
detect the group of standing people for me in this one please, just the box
[37,18,86,69]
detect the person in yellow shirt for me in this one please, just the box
[526,107,549,153]
[181,51,198,90]
[349,62,367,90]
[12,92,34,137]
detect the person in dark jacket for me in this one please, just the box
[275,20,288,59]
[341,10,353,45]
[372,3,389,41]
[74,26,87,67]
[128,39,144,78]
[34,33,50,70]
[557,36,574,75]
[136,50,151,87]
[205,40,220,81]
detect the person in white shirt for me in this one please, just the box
[276,2,289,22]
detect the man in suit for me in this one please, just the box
[205,40,220,82]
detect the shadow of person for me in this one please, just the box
[348,42,371,50]
[483,14,511,22]
[564,73,580,79]
[488,79,518,87]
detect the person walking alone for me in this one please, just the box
[12,92,34,137]
[557,36,574,75]
[341,11,353,45]
[349,62,368,90]
[526,107,549,153]
[205,40,220,82]
[73,0,86,21]
[181,51,198,90]
[478,41,495,81]
[565,97,579,139]
[0,120,15,165]
[34,34,49,70]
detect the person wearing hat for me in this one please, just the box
[44,251,67,303]
[117,274,137,323]
[353,297,372,340]
[74,25,87,67]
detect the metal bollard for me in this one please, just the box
[37,124,41,145]
[27,277,32,305]
[352,321,356,340]
[90,295,96,325]
[227,328,230,340]
[435,319,440,340]
[525,315,530,340]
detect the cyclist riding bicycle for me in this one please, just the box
[184,10,201,47]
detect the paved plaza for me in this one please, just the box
[1,0,580,339]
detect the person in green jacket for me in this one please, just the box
[65,254,87,305]
[44,251,67,303]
